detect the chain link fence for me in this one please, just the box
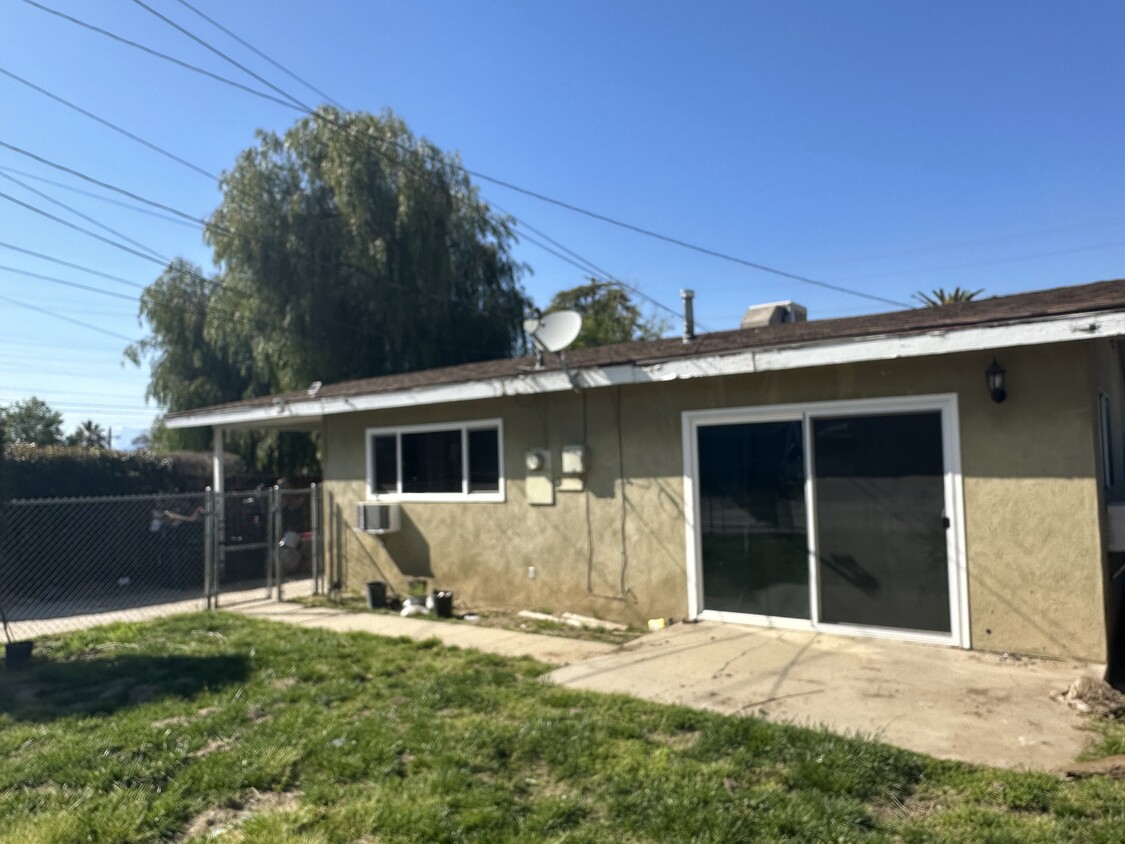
[0,486,321,640]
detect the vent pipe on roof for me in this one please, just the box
[681,289,696,343]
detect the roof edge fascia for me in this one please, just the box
[165,309,1123,430]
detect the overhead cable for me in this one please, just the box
[0,140,226,232]
[0,291,137,342]
[171,0,344,109]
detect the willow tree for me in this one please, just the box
[130,109,529,473]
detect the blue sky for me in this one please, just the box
[1,0,1122,445]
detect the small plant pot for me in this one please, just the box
[365,581,387,610]
[433,590,454,619]
[5,640,33,669]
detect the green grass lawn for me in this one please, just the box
[1,614,1123,843]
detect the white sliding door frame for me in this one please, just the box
[682,393,970,648]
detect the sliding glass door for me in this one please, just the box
[689,398,961,643]
[811,412,950,633]
[697,421,809,619]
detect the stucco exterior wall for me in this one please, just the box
[322,341,1109,662]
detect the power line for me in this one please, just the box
[25,4,706,321]
[0,141,224,231]
[20,0,301,111]
[505,210,712,331]
[0,66,218,183]
[0,291,137,342]
[128,0,310,111]
[108,8,708,322]
[0,69,520,321]
[15,10,909,312]
[845,240,1125,284]
[474,168,910,308]
[0,241,147,290]
[0,170,165,260]
[0,163,202,228]
[136,5,907,311]
[172,0,343,109]
[0,400,156,420]
[796,217,1125,270]
[13,12,695,323]
[0,187,170,266]
[0,263,138,301]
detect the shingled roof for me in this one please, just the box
[167,277,1125,422]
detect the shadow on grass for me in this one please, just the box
[0,653,250,722]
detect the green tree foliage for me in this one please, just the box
[0,396,64,446]
[913,287,984,307]
[129,109,529,473]
[545,279,667,349]
[65,420,109,449]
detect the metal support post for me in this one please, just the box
[269,485,280,600]
[310,483,321,596]
[203,487,214,610]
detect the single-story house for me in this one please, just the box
[167,278,1125,671]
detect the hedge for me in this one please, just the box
[0,445,291,500]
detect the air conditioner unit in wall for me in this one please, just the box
[357,502,401,534]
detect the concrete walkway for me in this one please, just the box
[229,601,1105,771]
[230,601,618,665]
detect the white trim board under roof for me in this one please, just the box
[165,306,1125,431]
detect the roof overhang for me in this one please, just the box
[165,308,1124,431]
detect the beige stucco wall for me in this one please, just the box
[322,340,1111,662]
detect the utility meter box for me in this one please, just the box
[525,448,554,506]
[559,445,586,492]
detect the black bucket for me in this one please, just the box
[365,581,387,610]
[433,590,454,619]
[5,640,33,669]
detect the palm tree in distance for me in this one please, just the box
[67,420,108,449]
[913,287,984,307]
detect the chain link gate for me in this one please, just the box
[1,485,322,638]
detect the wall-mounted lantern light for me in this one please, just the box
[985,358,1007,404]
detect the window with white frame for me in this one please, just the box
[366,420,503,501]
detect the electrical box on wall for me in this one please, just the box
[525,448,554,506]
[559,444,586,492]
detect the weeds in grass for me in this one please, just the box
[0,613,1123,843]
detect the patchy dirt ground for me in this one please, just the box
[177,789,301,842]
[291,594,642,645]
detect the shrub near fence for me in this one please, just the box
[0,445,269,498]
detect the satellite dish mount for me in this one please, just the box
[524,309,583,370]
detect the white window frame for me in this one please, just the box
[365,418,505,503]
[682,393,969,649]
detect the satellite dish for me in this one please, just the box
[531,310,582,353]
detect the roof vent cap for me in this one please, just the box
[740,301,807,330]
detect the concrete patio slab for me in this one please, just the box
[547,621,1104,771]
